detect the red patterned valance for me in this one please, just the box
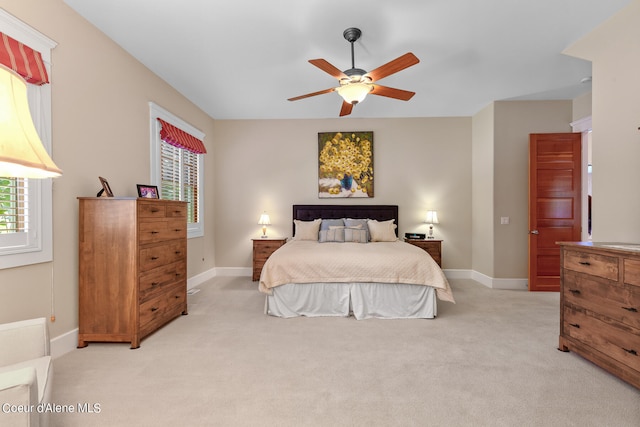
[0,32,49,85]
[157,119,206,154]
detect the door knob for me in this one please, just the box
[530,230,539,235]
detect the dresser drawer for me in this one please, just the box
[563,270,640,330]
[140,241,186,272]
[165,203,187,218]
[139,260,186,302]
[139,219,187,243]
[564,308,640,373]
[139,283,186,332]
[138,201,166,218]
[563,250,619,281]
[624,258,640,288]
[253,241,286,261]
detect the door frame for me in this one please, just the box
[570,116,592,241]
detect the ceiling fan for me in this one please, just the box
[288,27,420,117]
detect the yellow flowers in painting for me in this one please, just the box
[318,131,373,198]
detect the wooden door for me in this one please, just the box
[528,133,582,292]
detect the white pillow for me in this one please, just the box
[293,219,322,241]
[367,219,397,242]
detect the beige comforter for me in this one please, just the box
[259,240,455,303]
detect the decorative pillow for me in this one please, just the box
[320,219,345,230]
[319,226,345,242]
[344,218,370,241]
[293,218,322,241]
[367,219,397,242]
[344,227,368,243]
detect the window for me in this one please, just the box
[0,11,56,269]
[149,102,205,238]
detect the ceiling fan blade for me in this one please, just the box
[309,59,348,80]
[288,88,335,102]
[339,101,353,117]
[370,84,416,101]
[365,52,419,82]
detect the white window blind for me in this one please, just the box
[149,102,205,238]
[0,177,28,233]
[160,142,199,224]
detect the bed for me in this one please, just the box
[259,205,454,319]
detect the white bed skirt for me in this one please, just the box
[264,282,437,320]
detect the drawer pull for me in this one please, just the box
[175,251,181,255]
[151,256,159,260]
[578,261,591,266]
[569,289,581,295]
[150,307,159,312]
[174,229,181,232]
[622,348,638,356]
[622,306,638,313]
[151,231,159,234]
[569,323,580,329]
[175,295,180,299]
[150,208,159,213]
[151,282,160,287]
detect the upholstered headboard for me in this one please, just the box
[292,205,399,236]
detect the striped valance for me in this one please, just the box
[157,118,206,154]
[0,32,49,85]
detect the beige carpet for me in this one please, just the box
[51,277,640,426]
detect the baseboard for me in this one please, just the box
[51,327,78,359]
[470,270,528,290]
[187,268,218,289]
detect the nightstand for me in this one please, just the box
[404,239,442,267]
[252,238,287,281]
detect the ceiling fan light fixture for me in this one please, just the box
[336,82,373,104]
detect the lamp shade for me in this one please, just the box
[425,211,439,224]
[258,213,271,225]
[0,65,62,178]
[336,82,373,104]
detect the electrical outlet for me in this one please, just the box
[500,217,510,225]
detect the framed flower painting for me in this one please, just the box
[318,131,373,198]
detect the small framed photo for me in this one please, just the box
[98,176,114,197]
[137,184,159,199]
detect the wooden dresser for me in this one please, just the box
[78,197,188,349]
[558,242,640,389]
[252,238,287,281]
[404,239,442,267]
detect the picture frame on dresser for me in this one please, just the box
[97,176,113,197]
[137,184,159,198]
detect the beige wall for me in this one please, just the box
[0,0,216,338]
[471,104,495,276]
[213,118,473,270]
[493,101,572,278]
[565,0,640,243]
[572,92,592,122]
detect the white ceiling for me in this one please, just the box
[64,0,630,120]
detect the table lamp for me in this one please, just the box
[258,212,271,238]
[425,211,439,239]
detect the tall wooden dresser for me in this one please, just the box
[558,242,640,389]
[78,197,188,349]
